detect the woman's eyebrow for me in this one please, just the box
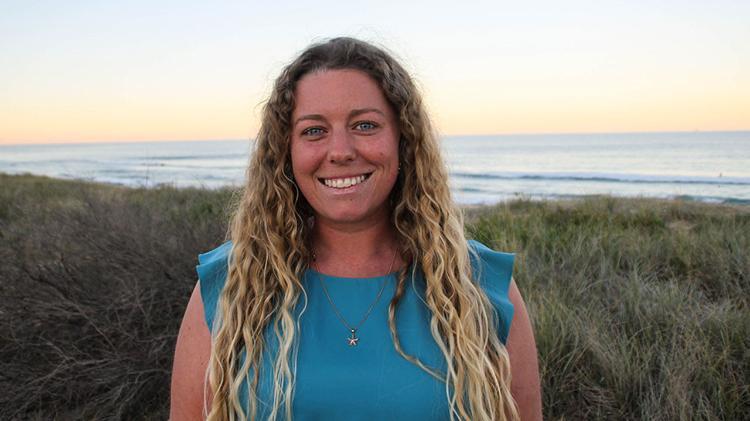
[349,108,385,119]
[293,114,326,127]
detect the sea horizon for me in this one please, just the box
[2,129,749,148]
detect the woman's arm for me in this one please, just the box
[170,282,212,420]
[506,279,543,420]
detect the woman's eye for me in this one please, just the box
[354,121,378,131]
[301,127,325,137]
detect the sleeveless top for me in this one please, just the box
[196,240,514,420]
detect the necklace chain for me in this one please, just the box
[312,248,397,347]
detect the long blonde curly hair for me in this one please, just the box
[207,37,519,421]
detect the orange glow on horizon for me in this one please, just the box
[2,85,748,145]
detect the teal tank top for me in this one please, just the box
[196,240,514,420]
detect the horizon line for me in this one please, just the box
[1,128,749,147]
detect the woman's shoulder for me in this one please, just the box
[467,239,515,286]
[466,239,516,343]
[195,240,233,331]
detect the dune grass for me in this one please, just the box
[465,197,749,420]
[0,173,234,419]
[1,173,747,420]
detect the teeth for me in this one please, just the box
[323,175,367,189]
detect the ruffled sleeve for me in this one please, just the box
[195,241,233,332]
[467,239,515,344]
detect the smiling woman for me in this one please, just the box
[170,37,542,421]
[291,69,400,228]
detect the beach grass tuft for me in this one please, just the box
[1,173,748,419]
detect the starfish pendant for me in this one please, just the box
[347,329,359,346]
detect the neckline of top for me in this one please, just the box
[304,268,400,282]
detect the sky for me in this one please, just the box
[1,0,748,145]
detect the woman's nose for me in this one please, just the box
[327,127,356,163]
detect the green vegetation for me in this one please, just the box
[1,173,748,419]
[465,196,749,420]
[0,173,235,419]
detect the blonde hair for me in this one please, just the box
[207,37,519,421]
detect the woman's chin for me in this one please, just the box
[313,205,389,228]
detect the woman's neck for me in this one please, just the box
[311,217,401,278]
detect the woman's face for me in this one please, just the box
[290,68,400,229]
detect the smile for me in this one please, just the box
[319,173,372,189]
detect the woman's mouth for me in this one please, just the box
[318,172,372,189]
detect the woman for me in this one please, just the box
[171,37,541,420]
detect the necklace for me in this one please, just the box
[312,248,397,347]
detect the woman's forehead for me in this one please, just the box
[292,69,392,119]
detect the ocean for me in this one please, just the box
[1,131,749,205]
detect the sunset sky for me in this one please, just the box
[1,0,748,145]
